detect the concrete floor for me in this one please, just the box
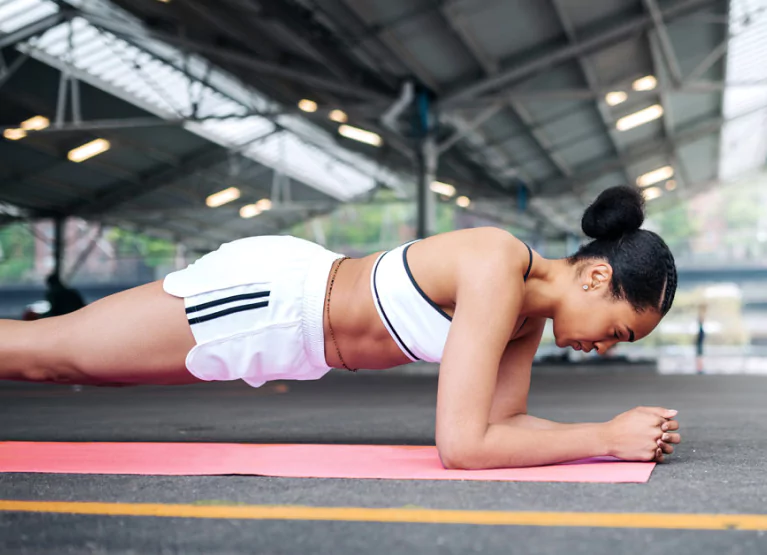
[1,367,766,554]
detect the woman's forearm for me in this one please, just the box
[495,413,599,431]
[449,421,609,469]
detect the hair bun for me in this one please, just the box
[581,186,645,240]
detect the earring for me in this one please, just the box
[583,285,589,290]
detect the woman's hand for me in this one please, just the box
[655,416,681,462]
[603,406,681,462]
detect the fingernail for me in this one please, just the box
[657,439,662,446]
[667,410,678,416]
[661,423,669,431]
[662,434,670,441]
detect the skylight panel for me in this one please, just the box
[12,0,408,200]
[719,0,767,181]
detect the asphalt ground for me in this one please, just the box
[1,366,766,554]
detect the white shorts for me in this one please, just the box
[163,235,343,388]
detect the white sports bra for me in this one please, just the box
[370,240,533,363]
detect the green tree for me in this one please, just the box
[0,223,36,283]
[650,203,698,254]
[107,228,176,268]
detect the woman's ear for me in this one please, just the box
[587,262,613,290]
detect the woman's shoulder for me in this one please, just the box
[406,228,531,304]
[444,226,516,242]
[428,227,529,269]
[425,227,522,248]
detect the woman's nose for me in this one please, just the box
[595,339,618,354]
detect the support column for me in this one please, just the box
[415,88,438,240]
[53,217,65,279]
[416,137,438,239]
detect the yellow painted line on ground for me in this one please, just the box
[1,500,766,531]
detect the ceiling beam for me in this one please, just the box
[337,0,574,232]
[445,79,743,108]
[180,0,285,63]
[0,51,29,92]
[642,0,685,86]
[440,0,719,108]
[646,28,693,189]
[685,36,729,83]
[341,0,441,91]
[1,114,283,134]
[74,10,392,102]
[255,0,394,88]
[339,0,575,236]
[439,4,575,184]
[548,0,633,186]
[65,137,269,216]
[537,110,748,196]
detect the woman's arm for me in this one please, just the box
[488,318,600,431]
[487,317,545,422]
[485,309,679,459]
[435,232,671,469]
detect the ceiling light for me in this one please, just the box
[329,109,348,123]
[665,179,677,191]
[255,198,272,211]
[240,204,262,219]
[616,104,664,131]
[430,181,456,197]
[21,115,49,131]
[67,138,110,162]
[632,75,657,91]
[456,195,471,208]
[205,187,241,208]
[298,99,318,113]
[637,166,674,187]
[3,128,27,141]
[605,91,627,106]
[642,186,663,201]
[338,124,382,147]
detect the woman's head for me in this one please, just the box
[551,186,677,353]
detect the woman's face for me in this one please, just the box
[552,262,662,354]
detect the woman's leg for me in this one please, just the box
[0,280,201,386]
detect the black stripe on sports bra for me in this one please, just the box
[373,251,421,361]
[402,240,535,324]
[523,243,533,282]
[402,243,453,323]
[516,243,534,335]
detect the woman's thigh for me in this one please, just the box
[51,280,202,385]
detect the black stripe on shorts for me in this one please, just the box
[189,300,270,325]
[186,290,270,315]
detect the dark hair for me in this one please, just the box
[568,186,677,314]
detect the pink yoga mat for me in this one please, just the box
[0,442,655,483]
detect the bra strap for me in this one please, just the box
[523,243,533,282]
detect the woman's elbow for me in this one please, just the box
[436,438,484,470]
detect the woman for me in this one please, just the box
[0,186,681,469]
